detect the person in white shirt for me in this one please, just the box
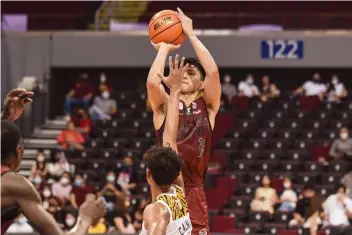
[278,177,298,212]
[293,72,327,100]
[324,184,352,227]
[221,74,237,102]
[238,74,260,98]
[327,74,348,103]
[7,214,34,233]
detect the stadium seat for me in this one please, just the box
[211,215,236,233]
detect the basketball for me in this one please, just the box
[149,10,185,45]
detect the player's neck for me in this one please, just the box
[151,185,173,200]
[180,92,199,106]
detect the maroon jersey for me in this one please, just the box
[1,165,21,235]
[156,97,212,187]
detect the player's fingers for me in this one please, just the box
[182,63,190,72]
[177,7,184,15]
[174,54,179,70]
[24,98,33,104]
[8,88,27,97]
[179,57,185,69]
[168,56,174,71]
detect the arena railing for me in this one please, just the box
[94,0,109,31]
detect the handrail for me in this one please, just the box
[94,0,108,31]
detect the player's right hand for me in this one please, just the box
[151,41,181,52]
[79,198,106,225]
[2,88,34,122]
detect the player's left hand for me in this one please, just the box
[177,8,194,37]
[2,88,34,121]
[157,54,189,90]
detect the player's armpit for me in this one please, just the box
[144,203,170,235]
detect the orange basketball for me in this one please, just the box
[149,10,185,45]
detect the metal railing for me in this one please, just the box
[94,1,116,31]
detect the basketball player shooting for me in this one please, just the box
[147,8,221,235]
[141,56,192,235]
[1,88,106,235]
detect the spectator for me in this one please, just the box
[109,195,136,234]
[46,196,65,227]
[63,210,77,231]
[132,198,147,231]
[65,73,94,116]
[117,156,137,195]
[293,72,327,100]
[89,218,107,234]
[221,74,237,102]
[260,75,280,102]
[7,214,34,233]
[278,177,297,212]
[327,74,348,103]
[98,171,122,212]
[341,172,352,198]
[52,172,72,206]
[89,90,117,121]
[71,108,91,135]
[70,173,96,209]
[57,121,85,151]
[47,150,71,178]
[29,150,48,180]
[302,194,324,235]
[31,171,44,192]
[324,184,352,230]
[98,73,113,94]
[289,184,316,227]
[238,74,260,98]
[41,184,53,201]
[329,127,352,160]
[250,175,278,214]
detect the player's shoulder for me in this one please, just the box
[2,172,41,201]
[144,201,170,222]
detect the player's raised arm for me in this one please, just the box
[1,88,33,121]
[146,42,180,114]
[177,8,221,113]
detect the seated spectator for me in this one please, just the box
[278,177,297,212]
[329,127,352,160]
[260,75,280,102]
[132,198,147,231]
[47,150,71,178]
[71,108,91,135]
[52,172,72,206]
[70,173,96,209]
[31,171,44,192]
[109,195,136,234]
[117,156,137,195]
[65,73,94,116]
[57,121,85,151]
[63,210,77,231]
[293,72,327,100]
[7,214,34,233]
[302,194,324,235]
[324,184,352,230]
[250,175,278,214]
[98,171,122,212]
[29,150,48,180]
[238,74,260,98]
[221,74,237,102]
[89,90,117,121]
[98,73,113,94]
[289,184,316,227]
[89,218,107,234]
[41,184,53,201]
[46,196,65,227]
[327,74,348,103]
[341,172,352,198]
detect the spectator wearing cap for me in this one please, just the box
[324,184,352,232]
[69,173,96,210]
[65,73,94,116]
[329,127,352,161]
[293,72,327,100]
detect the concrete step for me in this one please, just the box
[24,138,60,150]
[32,129,61,139]
[24,138,57,145]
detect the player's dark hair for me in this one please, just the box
[143,145,184,186]
[1,120,22,161]
[184,57,206,81]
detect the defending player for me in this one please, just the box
[141,57,192,235]
[1,88,106,235]
[146,8,221,234]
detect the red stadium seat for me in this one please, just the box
[211,215,235,233]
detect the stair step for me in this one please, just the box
[32,129,61,139]
[41,123,66,130]
[24,138,60,150]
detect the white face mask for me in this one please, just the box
[332,79,338,85]
[33,177,42,185]
[17,216,27,224]
[341,133,349,140]
[246,77,253,85]
[60,177,69,185]
[102,91,110,99]
[43,190,51,198]
[66,218,76,226]
[100,74,107,83]
[283,182,291,189]
[224,76,231,83]
[37,155,45,162]
[107,175,116,183]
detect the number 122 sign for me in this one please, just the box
[261,40,304,60]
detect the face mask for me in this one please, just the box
[100,74,107,83]
[47,178,55,185]
[17,216,27,224]
[332,79,338,85]
[246,78,253,85]
[60,177,69,185]
[33,177,42,185]
[74,179,82,187]
[66,218,76,226]
[283,182,291,189]
[107,175,116,182]
[37,155,45,162]
[224,76,231,83]
[341,133,348,140]
[43,190,51,198]
[102,91,110,99]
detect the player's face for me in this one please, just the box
[180,67,204,94]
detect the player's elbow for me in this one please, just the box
[146,78,159,90]
[207,67,219,79]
